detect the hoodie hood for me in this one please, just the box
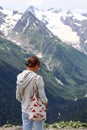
[17,70,36,88]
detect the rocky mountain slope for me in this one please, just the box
[0,6,87,54]
[1,6,87,125]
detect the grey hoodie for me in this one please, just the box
[16,70,48,113]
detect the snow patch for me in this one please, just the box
[55,77,64,85]
[73,13,87,21]
[23,18,30,32]
[0,9,22,36]
[37,52,43,58]
[45,63,51,71]
[74,98,78,101]
[84,93,87,97]
[34,9,80,44]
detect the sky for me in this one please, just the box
[0,0,87,13]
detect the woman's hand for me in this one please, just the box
[44,101,48,107]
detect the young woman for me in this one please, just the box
[16,55,48,130]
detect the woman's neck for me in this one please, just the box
[26,67,36,72]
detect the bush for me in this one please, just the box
[45,121,87,129]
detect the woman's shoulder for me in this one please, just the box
[36,74,44,85]
[35,74,43,82]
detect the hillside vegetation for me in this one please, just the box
[1,37,87,126]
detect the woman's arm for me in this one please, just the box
[36,75,48,105]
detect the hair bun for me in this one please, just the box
[25,56,40,67]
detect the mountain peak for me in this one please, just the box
[25,5,39,15]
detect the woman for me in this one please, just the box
[16,55,48,130]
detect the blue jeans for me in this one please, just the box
[22,112,44,130]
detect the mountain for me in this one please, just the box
[0,7,22,36]
[1,6,87,125]
[0,37,56,125]
[1,37,87,126]
[25,6,87,54]
[6,6,87,100]
[1,6,87,54]
[0,37,25,125]
[0,37,70,125]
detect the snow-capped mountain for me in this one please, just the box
[26,6,80,44]
[26,6,87,53]
[0,6,87,54]
[1,6,87,124]
[0,6,22,36]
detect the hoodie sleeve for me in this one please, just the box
[16,84,22,102]
[36,75,48,104]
